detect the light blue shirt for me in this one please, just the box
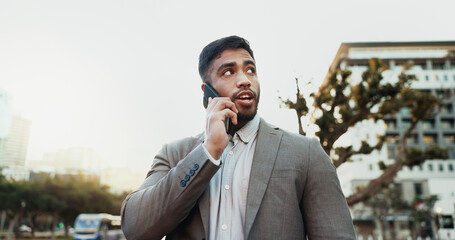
[202,115,260,240]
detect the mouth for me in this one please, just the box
[234,90,255,107]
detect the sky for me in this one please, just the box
[1,0,455,173]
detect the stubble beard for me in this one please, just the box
[231,88,260,123]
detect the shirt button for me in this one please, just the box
[221,224,228,231]
[229,151,233,155]
[224,185,230,190]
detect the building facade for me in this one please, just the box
[0,115,32,168]
[0,88,12,139]
[329,41,455,239]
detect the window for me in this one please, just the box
[414,62,426,69]
[418,165,423,171]
[408,134,419,145]
[444,135,455,145]
[441,104,452,114]
[437,90,445,98]
[385,120,397,130]
[388,147,398,159]
[441,119,454,129]
[369,164,373,171]
[423,135,437,145]
[394,183,403,196]
[436,75,440,81]
[441,215,454,229]
[449,149,455,158]
[386,134,400,144]
[448,164,453,172]
[433,62,445,70]
[402,120,412,129]
[428,164,434,171]
[425,75,430,81]
[439,164,444,172]
[414,183,423,196]
[401,107,410,115]
[444,75,449,81]
[421,120,435,130]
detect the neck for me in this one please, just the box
[230,120,248,136]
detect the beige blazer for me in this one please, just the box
[121,119,356,240]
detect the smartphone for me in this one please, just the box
[203,83,232,134]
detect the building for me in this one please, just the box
[0,115,32,168]
[328,41,455,239]
[0,166,30,181]
[0,88,12,139]
[0,89,13,167]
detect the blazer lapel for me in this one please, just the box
[244,119,283,238]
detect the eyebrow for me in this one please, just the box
[244,60,256,68]
[216,60,256,74]
[217,62,236,74]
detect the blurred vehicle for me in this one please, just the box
[73,213,124,240]
[18,224,32,233]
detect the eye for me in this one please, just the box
[223,69,233,76]
[246,67,256,74]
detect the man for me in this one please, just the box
[121,36,356,240]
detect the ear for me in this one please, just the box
[201,83,205,92]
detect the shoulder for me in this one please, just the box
[259,118,318,148]
[164,133,204,156]
[258,119,331,172]
[258,118,329,167]
[260,120,335,173]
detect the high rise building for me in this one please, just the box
[0,88,12,139]
[0,115,32,167]
[0,88,13,163]
[327,41,455,239]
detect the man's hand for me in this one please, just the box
[204,97,238,160]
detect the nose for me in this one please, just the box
[236,72,251,88]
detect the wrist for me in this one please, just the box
[203,142,223,160]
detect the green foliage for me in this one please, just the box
[410,195,439,222]
[0,173,126,231]
[366,184,410,213]
[281,57,445,206]
[280,79,309,117]
[405,145,449,167]
[282,58,443,168]
[0,174,13,209]
[311,58,425,156]
[378,161,387,171]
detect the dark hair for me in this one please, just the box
[198,35,255,83]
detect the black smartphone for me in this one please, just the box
[203,83,232,134]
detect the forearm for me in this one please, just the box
[121,144,220,240]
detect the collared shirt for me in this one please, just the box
[202,115,260,240]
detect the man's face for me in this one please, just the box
[205,48,260,122]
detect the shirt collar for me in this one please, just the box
[234,114,260,144]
